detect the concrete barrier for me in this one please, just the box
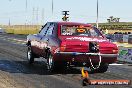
[128,34,132,44]
[115,34,123,43]
[106,34,132,44]
[118,48,132,63]
[123,35,129,43]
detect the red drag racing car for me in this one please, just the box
[26,22,118,72]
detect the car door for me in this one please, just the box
[32,22,50,56]
[40,23,55,57]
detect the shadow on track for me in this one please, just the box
[0,60,82,75]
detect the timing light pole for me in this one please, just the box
[96,0,99,28]
[26,0,27,11]
[52,0,54,15]
[51,0,54,21]
[25,0,28,29]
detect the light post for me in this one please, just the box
[96,0,99,28]
[26,0,27,11]
[52,0,54,15]
[51,0,54,21]
[25,0,28,31]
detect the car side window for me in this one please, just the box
[39,23,50,36]
[45,23,54,36]
[89,28,99,37]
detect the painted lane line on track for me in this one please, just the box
[13,39,27,42]
[0,35,26,42]
[0,35,26,45]
[7,39,26,45]
[109,63,123,66]
[6,37,26,43]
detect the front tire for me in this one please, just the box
[27,46,35,64]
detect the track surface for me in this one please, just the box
[0,33,132,88]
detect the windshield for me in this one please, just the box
[61,25,102,37]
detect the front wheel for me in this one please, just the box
[27,46,35,64]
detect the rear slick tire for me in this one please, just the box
[97,63,108,73]
[90,63,108,73]
[46,52,56,72]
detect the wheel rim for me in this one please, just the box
[47,54,53,70]
[27,48,31,60]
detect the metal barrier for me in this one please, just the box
[107,34,132,44]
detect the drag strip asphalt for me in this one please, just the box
[0,33,132,88]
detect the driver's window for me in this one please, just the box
[46,23,54,36]
[39,23,50,36]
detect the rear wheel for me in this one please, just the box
[27,46,35,64]
[97,63,108,73]
[47,53,54,71]
[46,52,57,72]
[90,63,108,73]
[46,52,65,72]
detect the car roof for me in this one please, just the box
[50,22,93,27]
